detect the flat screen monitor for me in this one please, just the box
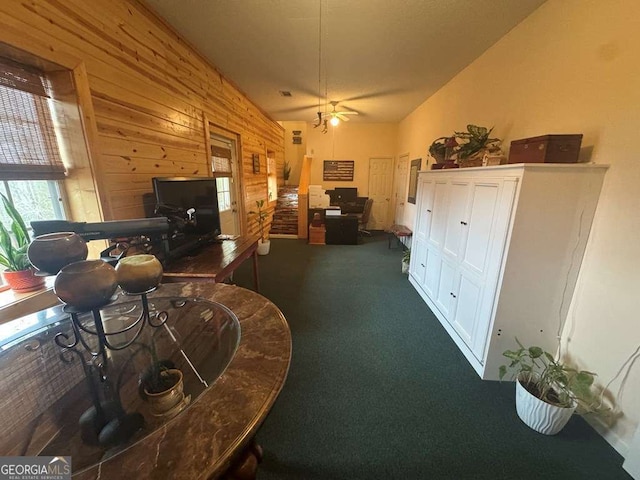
[152,177,221,236]
[333,187,358,203]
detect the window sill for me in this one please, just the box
[0,277,60,325]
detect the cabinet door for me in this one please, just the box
[442,180,470,261]
[434,258,456,320]
[423,244,442,299]
[459,180,501,276]
[427,180,449,248]
[415,177,435,241]
[409,238,427,285]
[450,271,483,357]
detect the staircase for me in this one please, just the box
[269,186,298,237]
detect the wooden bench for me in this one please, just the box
[386,224,412,249]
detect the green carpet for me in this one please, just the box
[232,234,631,480]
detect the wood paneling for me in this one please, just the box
[0,0,284,232]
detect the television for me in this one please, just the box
[152,177,221,237]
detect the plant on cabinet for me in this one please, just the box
[499,338,609,435]
[250,200,271,255]
[0,193,45,293]
[283,161,292,185]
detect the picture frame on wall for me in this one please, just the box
[323,160,354,181]
[407,158,421,204]
[252,154,260,174]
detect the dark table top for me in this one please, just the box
[0,282,291,479]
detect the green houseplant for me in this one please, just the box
[401,248,411,274]
[454,124,502,164]
[0,193,45,292]
[249,200,270,255]
[499,338,608,435]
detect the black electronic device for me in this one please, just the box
[331,187,358,204]
[152,177,222,237]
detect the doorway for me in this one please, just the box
[394,154,409,225]
[209,133,241,235]
[367,157,394,230]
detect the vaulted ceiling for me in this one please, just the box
[144,0,546,123]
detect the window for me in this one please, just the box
[267,153,277,202]
[0,180,65,228]
[215,177,231,212]
[0,57,68,291]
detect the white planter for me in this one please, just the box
[401,260,410,274]
[257,240,271,255]
[515,379,576,435]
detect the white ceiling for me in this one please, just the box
[144,0,546,124]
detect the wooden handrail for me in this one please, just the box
[297,155,312,238]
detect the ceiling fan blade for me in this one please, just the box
[336,113,350,122]
[336,111,358,116]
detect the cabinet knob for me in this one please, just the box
[427,209,432,213]
[450,292,457,298]
[421,263,425,267]
[460,221,467,225]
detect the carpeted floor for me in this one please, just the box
[232,233,631,480]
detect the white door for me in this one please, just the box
[624,425,640,479]
[368,157,394,230]
[210,135,241,235]
[443,180,470,261]
[427,180,449,249]
[394,154,409,224]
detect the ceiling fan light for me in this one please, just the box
[330,116,340,126]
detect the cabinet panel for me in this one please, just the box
[451,273,483,357]
[415,178,435,240]
[427,180,448,248]
[423,245,442,299]
[435,258,456,320]
[461,181,501,276]
[410,238,427,285]
[443,180,470,260]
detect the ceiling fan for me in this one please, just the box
[313,101,358,131]
[328,101,358,123]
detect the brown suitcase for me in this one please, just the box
[508,134,583,164]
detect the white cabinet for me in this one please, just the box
[409,164,608,380]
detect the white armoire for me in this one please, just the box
[408,163,608,380]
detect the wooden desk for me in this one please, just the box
[162,235,260,292]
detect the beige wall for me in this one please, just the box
[283,122,398,196]
[398,0,640,454]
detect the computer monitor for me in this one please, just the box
[332,187,358,203]
[152,177,221,236]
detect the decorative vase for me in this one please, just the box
[115,254,163,294]
[515,378,576,435]
[257,239,271,255]
[143,369,185,417]
[2,268,45,293]
[28,232,88,275]
[54,260,118,311]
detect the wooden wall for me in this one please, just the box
[0,0,284,237]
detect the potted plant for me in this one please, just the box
[0,193,45,293]
[250,200,270,255]
[402,248,411,274]
[499,338,608,435]
[428,136,457,164]
[283,161,292,186]
[454,124,502,166]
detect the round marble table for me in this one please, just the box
[0,283,291,479]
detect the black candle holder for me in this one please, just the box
[54,287,169,363]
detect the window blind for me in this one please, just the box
[0,58,66,180]
[210,145,232,176]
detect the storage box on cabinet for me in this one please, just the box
[408,164,607,380]
[508,134,583,164]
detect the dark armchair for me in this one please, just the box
[357,198,373,235]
